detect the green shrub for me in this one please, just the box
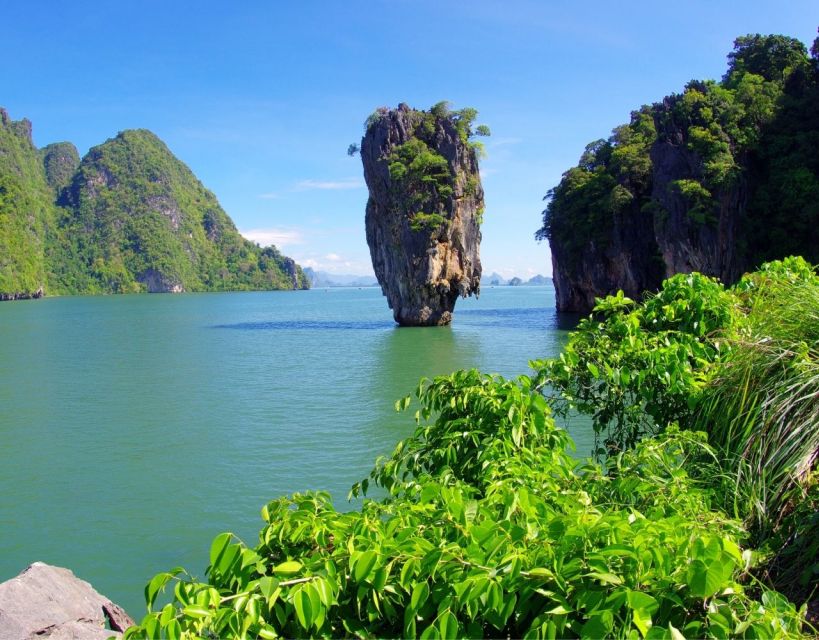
[533,273,738,455]
[125,370,808,639]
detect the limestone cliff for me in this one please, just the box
[361,103,484,326]
[540,33,819,313]
[0,109,53,299]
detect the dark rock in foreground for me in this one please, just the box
[0,562,133,639]
[361,103,484,326]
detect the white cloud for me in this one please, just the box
[257,192,280,200]
[295,178,364,191]
[240,228,304,247]
[290,252,374,276]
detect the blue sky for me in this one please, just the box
[2,2,817,277]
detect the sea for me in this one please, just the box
[0,285,588,616]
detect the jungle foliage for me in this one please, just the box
[537,31,819,272]
[125,258,817,639]
[0,117,309,297]
[378,102,488,236]
[0,112,52,296]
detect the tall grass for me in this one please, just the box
[694,257,819,597]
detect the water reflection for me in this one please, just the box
[213,319,393,331]
[346,326,484,491]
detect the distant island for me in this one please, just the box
[0,111,309,299]
[302,268,378,288]
[480,272,551,287]
[304,269,551,289]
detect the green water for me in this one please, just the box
[0,286,583,616]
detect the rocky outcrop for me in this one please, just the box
[0,288,44,301]
[0,562,134,639]
[40,142,80,195]
[361,104,483,326]
[650,96,745,284]
[549,204,664,313]
[542,35,819,313]
[548,99,746,314]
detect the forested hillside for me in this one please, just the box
[0,113,309,297]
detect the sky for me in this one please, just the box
[2,2,817,277]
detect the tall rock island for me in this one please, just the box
[538,33,819,312]
[361,103,487,326]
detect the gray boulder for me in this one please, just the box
[0,562,133,639]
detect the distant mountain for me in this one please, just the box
[303,267,378,288]
[0,108,310,298]
[524,274,551,286]
[480,272,507,286]
[479,272,552,287]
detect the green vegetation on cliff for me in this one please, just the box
[538,32,819,283]
[0,110,53,297]
[370,102,489,236]
[39,141,79,195]
[51,129,308,294]
[125,259,817,638]
[0,114,309,297]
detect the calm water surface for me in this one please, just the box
[0,286,585,615]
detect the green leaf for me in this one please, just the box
[581,610,614,638]
[687,559,724,598]
[353,550,379,583]
[145,572,173,611]
[273,560,302,575]
[632,606,652,638]
[411,581,430,612]
[181,605,211,619]
[209,532,233,568]
[293,588,313,629]
[258,576,279,600]
[438,610,459,639]
[627,591,659,614]
[587,362,599,378]
[668,623,686,640]
[585,571,623,585]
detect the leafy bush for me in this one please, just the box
[533,273,738,455]
[125,369,808,639]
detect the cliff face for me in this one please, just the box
[650,96,745,284]
[361,103,483,326]
[549,199,664,313]
[540,34,819,313]
[0,109,53,298]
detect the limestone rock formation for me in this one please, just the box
[40,142,80,195]
[540,34,819,313]
[0,109,54,299]
[361,103,484,326]
[0,106,311,298]
[0,562,134,639]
